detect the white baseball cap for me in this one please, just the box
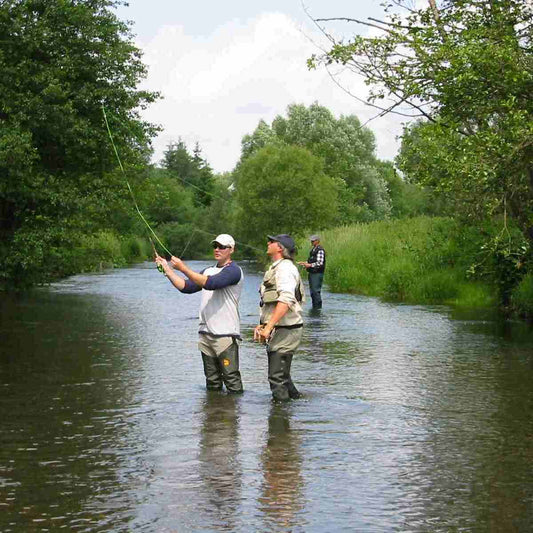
[211,234,235,247]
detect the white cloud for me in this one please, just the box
[137,11,403,172]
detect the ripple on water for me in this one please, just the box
[1,263,533,531]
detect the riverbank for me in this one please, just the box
[298,216,511,310]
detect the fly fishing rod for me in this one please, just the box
[102,104,264,261]
[102,104,171,273]
[149,237,164,273]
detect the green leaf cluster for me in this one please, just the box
[235,144,338,250]
[162,140,215,208]
[239,102,399,225]
[0,0,159,288]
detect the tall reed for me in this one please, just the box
[298,217,494,307]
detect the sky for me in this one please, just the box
[113,0,409,173]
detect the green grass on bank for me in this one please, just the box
[512,273,533,317]
[64,232,151,275]
[299,216,496,308]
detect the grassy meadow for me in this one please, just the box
[298,216,496,308]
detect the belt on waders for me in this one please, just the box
[261,323,303,329]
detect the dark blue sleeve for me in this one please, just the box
[180,280,202,294]
[179,268,205,294]
[204,262,242,291]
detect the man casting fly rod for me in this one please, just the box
[155,234,244,394]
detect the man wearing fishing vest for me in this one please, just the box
[155,234,244,394]
[254,234,305,401]
[298,234,326,310]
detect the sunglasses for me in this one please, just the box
[213,243,231,250]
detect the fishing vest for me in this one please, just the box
[307,245,326,273]
[260,260,305,307]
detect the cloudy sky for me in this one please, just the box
[114,0,409,173]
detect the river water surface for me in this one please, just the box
[1,261,533,532]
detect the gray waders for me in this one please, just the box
[201,340,243,394]
[267,349,300,401]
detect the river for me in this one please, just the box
[1,261,532,532]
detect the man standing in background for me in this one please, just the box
[298,235,326,310]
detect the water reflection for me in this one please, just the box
[0,290,143,531]
[259,403,304,532]
[198,392,242,531]
[1,263,533,531]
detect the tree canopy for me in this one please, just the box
[235,144,338,247]
[162,140,215,207]
[309,0,533,300]
[309,0,532,237]
[0,0,159,287]
[240,102,392,222]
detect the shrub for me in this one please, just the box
[512,273,533,318]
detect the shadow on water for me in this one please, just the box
[0,290,146,531]
[258,402,304,532]
[1,262,533,531]
[197,392,242,531]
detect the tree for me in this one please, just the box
[235,144,338,249]
[163,140,194,182]
[0,0,159,287]
[309,0,532,239]
[240,102,391,222]
[162,140,215,207]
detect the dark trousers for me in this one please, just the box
[309,272,324,309]
[267,350,300,401]
[201,341,243,393]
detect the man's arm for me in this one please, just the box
[204,263,242,290]
[255,302,289,341]
[314,249,325,268]
[156,256,186,290]
[155,255,202,293]
[170,256,208,287]
[254,263,297,343]
[305,249,324,270]
[170,258,241,290]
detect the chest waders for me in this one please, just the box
[201,338,243,394]
[307,246,325,309]
[260,261,303,401]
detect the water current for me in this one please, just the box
[1,261,532,532]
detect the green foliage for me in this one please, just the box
[240,102,392,223]
[162,140,215,207]
[377,160,445,218]
[312,216,495,306]
[511,274,533,319]
[120,235,149,263]
[137,167,196,225]
[136,164,238,259]
[466,219,530,305]
[157,222,211,259]
[77,230,125,269]
[235,144,338,250]
[64,231,149,273]
[200,173,243,253]
[0,0,159,289]
[311,0,533,308]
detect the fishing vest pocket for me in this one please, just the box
[261,267,279,305]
